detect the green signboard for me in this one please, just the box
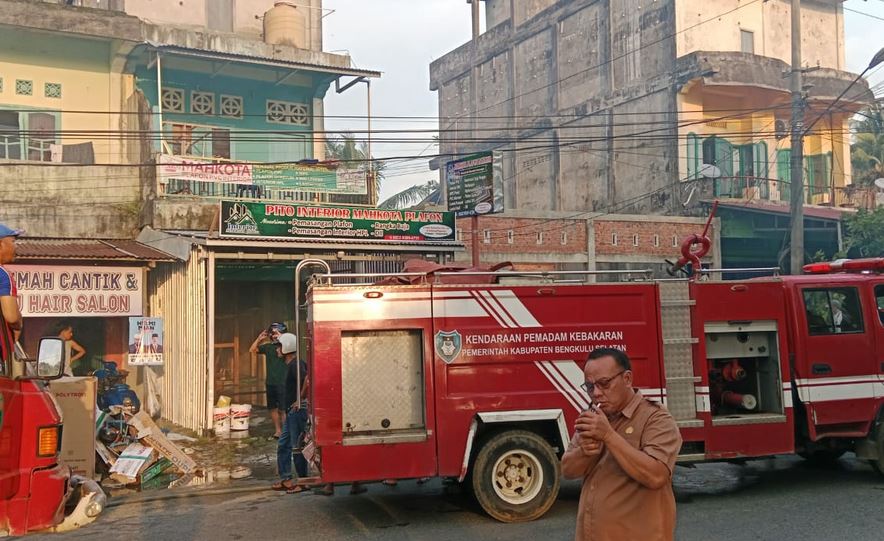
[445,151,504,218]
[219,201,457,243]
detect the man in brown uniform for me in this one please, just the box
[562,348,682,541]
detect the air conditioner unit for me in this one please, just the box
[775,119,788,140]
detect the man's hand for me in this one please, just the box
[578,436,602,456]
[575,408,614,443]
[257,330,269,341]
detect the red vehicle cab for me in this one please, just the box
[0,338,70,536]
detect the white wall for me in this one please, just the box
[676,0,844,70]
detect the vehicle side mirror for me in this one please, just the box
[35,337,67,380]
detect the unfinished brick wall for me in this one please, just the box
[594,220,714,257]
[457,216,588,256]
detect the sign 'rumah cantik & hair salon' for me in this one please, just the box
[8,266,143,317]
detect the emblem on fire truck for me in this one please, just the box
[435,330,462,364]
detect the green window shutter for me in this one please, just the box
[686,133,698,180]
[777,149,791,202]
[714,138,734,196]
[754,141,769,199]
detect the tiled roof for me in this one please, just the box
[16,238,177,262]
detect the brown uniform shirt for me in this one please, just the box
[570,391,682,541]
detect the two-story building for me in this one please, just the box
[0,0,461,432]
[430,0,875,272]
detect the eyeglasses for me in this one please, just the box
[580,370,626,394]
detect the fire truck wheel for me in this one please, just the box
[797,449,846,466]
[872,427,884,476]
[470,430,560,523]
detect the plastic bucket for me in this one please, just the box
[230,404,252,431]
[213,406,231,435]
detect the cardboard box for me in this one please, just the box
[49,376,97,479]
[128,411,197,474]
[109,442,154,485]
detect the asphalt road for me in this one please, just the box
[33,455,884,541]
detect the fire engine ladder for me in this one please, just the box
[658,282,703,428]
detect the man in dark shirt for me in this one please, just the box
[271,332,309,493]
[249,322,288,438]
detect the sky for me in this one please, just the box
[321,0,884,202]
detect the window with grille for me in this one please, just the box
[653,235,660,247]
[507,230,514,244]
[44,83,62,99]
[162,89,185,113]
[266,100,310,126]
[15,80,33,96]
[0,110,58,162]
[191,92,215,115]
[483,230,491,244]
[168,123,231,158]
[220,95,243,118]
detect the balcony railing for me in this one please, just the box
[44,0,124,10]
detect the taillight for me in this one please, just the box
[37,426,60,458]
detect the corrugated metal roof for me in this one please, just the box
[711,200,852,221]
[16,238,177,262]
[163,230,463,253]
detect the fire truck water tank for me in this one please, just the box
[263,2,307,49]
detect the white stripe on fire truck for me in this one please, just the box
[490,290,542,328]
[794,375,881,387]
[468,290,511,328]
[547,361,593,410]
[795,381,883,403]
[535,361,584,412]
[478,290,519,328]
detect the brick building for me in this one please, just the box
[454,211,721,279]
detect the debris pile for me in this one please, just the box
[95,408,199,490]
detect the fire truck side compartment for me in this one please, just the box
[704,321,785,419]
[340,330,426,444]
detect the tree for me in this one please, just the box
[324,132,386,203]
[842,207,884,258]
[850,103,884,187]
[378,180,439,210]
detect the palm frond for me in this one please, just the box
[378,181,439,210]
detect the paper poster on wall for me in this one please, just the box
[127,317,164,366]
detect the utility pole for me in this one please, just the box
[470,0,481,266]
[789,0,805,275]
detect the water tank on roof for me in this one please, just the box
[264,2,307,49]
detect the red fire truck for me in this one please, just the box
[301,258,884,522]
[0,339,104,535]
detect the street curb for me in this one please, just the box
[106,482,271,508]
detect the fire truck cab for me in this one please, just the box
[0,339,75,535]
[303,259,884,522]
